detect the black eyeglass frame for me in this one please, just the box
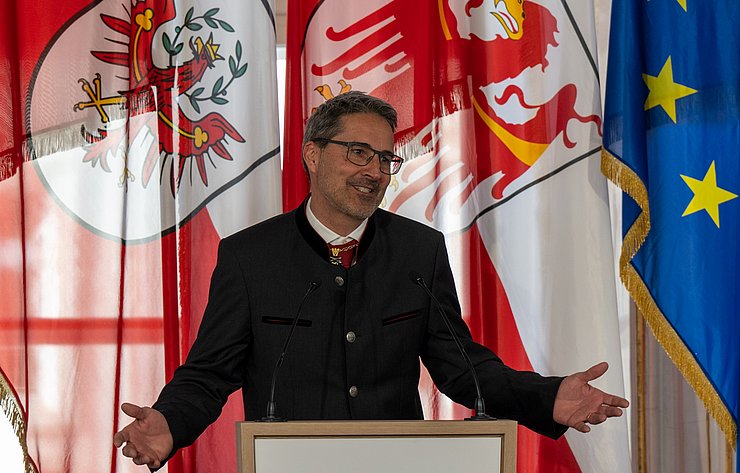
[312,138,404,175]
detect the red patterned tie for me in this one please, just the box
[328,239,358,269]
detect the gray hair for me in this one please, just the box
[302,91,398,148]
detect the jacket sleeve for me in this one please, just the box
[152,238,252,453]
[420,235,568,438]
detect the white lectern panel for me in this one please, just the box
[255,436,501,473]
[237,420,517,473]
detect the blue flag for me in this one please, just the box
[602,0,738,461]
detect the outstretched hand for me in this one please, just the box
[553,362,629,433]
[113,403,173,469]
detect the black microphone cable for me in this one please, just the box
[259,280,321,422]
[410,272,493,421]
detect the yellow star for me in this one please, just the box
[677,0,687,12]
[680,161,737,228]
[643,56,697,123]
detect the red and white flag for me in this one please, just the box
[283,1,629,471]
[0,1,281,472]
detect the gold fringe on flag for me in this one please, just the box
[0,369,36,473]
[601,147,737,451]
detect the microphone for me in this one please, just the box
[259,280,321,422]
[409,272,493,421]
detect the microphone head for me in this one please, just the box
[408,271,424,286]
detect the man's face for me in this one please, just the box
[304,112,394,234]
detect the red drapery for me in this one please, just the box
[282,1,630,471]
[0,1,281,472]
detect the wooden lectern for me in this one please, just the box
[237,420,517,473]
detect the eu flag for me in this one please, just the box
[602,0,738,461]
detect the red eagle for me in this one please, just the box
[306,0,602,220]
[75,0,245,190]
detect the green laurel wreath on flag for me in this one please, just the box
[0,369,36,473]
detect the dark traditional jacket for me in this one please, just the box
[154,202,567,453]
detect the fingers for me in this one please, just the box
[586,412,607,424]
[121,442,139,460]
[603,394,630,409]
[134,454,160,469]
[121,443,160,468]
[114,403,171,468]
[573,419,591,434]
[120,402,145,419]
[114,403,145,449]
[112,429,128,448]
[584,403,625,427]
[583,361,609,381]
[603,405,625,418]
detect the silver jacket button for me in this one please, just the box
[346,331,356,343]
[348,385,359,397]
[334,276,345,287]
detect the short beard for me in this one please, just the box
[327,190,382,221]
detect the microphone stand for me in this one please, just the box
[411,273,493,421]
[259,281,321,422]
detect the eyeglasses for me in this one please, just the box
[313,138,404,175]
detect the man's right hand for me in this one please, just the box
[113,403,174,469]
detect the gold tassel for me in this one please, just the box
[0,370,37,473]
[602,147,737,451]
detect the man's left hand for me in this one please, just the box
[553,362,629,433]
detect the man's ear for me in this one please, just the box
[302,141,319,174]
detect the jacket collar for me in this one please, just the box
[294,197,377,264]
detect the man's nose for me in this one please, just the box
[362,154,383,179]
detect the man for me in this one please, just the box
[114,91,628,469]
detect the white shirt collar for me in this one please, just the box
[306,196,368,245]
